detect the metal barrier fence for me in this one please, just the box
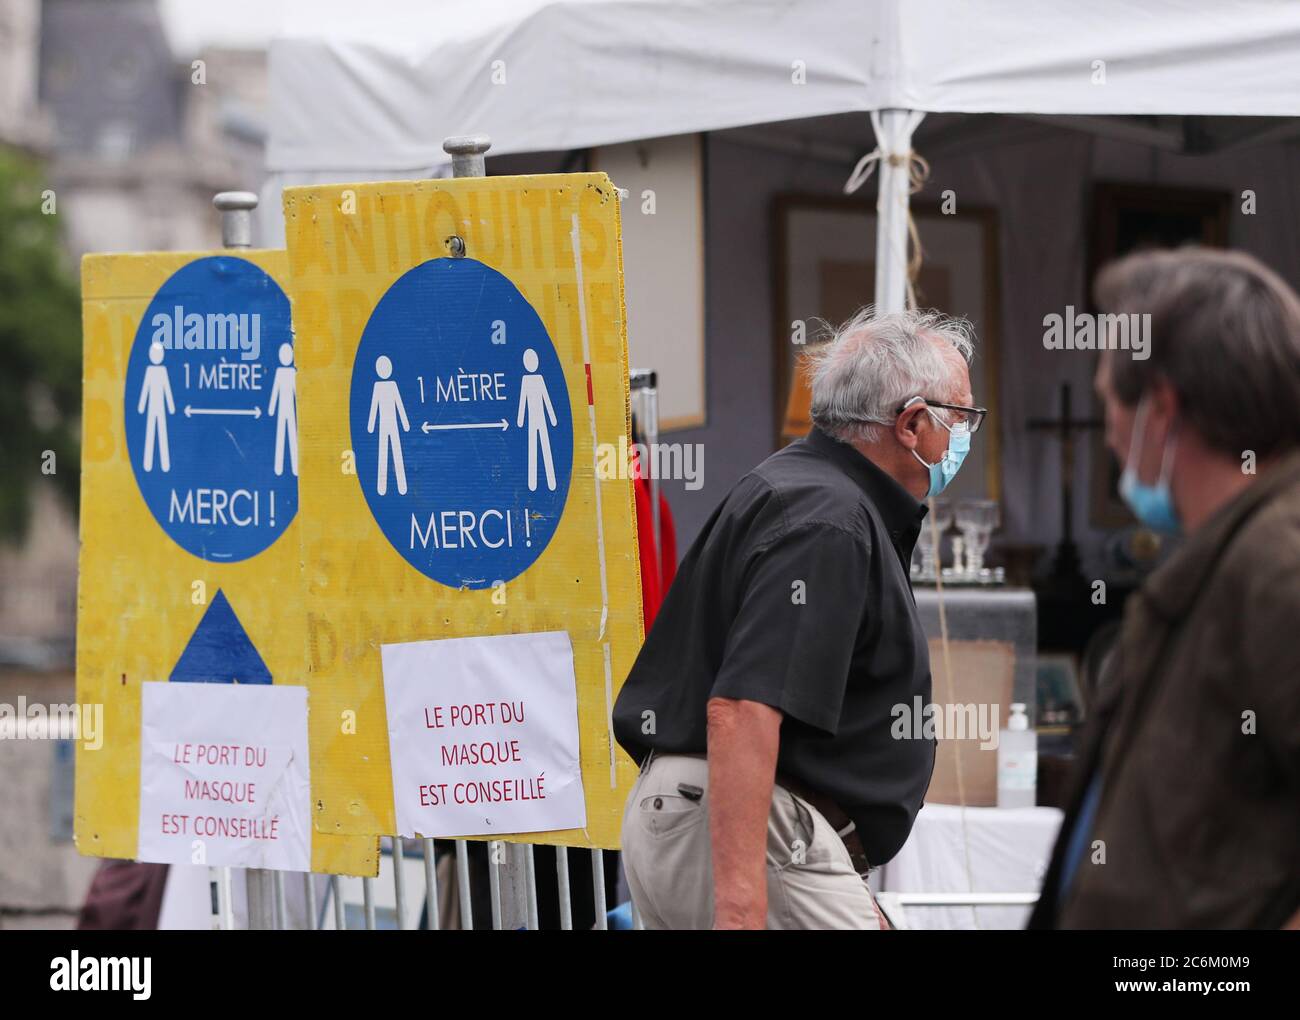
[217,839,641,930]
[215,841,1037,930]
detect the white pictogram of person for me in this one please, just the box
[268,342,298,477]
[137,341,175,472]
[516,348,558,492]
[367,354,409,495]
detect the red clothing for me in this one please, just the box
[634,476,659,626]
[632,458,676,629]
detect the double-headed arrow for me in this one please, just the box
[184,405,262,419]
[421,419,509,434]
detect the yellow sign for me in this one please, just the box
[76,249,377,875]
[283,173,642,847]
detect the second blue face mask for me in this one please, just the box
[1119,395,1181,535]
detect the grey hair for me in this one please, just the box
[805,306,975,443]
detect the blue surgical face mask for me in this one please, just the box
[911,408,971,499]
[1118,395,1181,534]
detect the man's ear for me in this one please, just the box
[1147,375,1181,430]
[1149,376,1190,441]
[895,402,926,451]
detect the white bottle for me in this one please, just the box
[997,702,1037,808]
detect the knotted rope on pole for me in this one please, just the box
[842,135,931,311]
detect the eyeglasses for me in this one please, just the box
[897,397,988,435]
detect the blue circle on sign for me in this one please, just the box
[350,258,573,589]
[124,257,297,562]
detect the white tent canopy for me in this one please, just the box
[268,0,1300,175]
[265,0,1300,309]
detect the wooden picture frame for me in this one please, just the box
[772,194,1002,502]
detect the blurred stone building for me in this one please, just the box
[0,0,270,927]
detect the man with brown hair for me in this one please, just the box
[1032,247,1300,929]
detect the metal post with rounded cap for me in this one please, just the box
[441,132,540,930]
[213,188,276,928]
[442,134,491,179]
[213,191,258,250]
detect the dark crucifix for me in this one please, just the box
[1028,381,1103,581]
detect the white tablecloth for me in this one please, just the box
[877,803,1063,930]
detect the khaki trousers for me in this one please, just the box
[621,752,889,930]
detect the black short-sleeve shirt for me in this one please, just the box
[612,426,935,865]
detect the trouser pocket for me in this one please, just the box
[638,790,706,838]
[766,787,853,873]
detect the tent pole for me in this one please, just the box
[870,109,924,315]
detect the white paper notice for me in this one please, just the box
[137,682,311,870]
[382,631,587,838]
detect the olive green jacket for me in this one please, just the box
[1033,452,1300,929]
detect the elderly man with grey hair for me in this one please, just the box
[613,307,984,929]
